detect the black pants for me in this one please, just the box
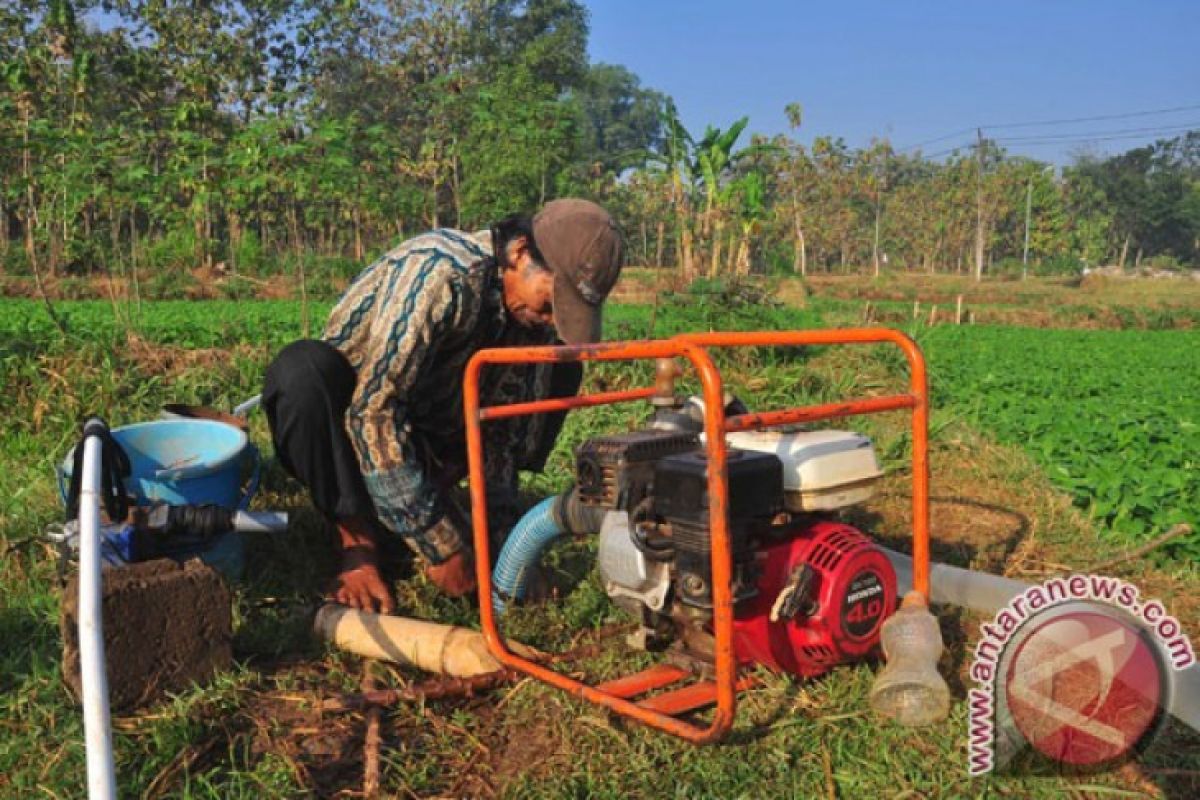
[262,338,582,526]
[263,340,376,523]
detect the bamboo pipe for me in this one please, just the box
[314,605,539,676]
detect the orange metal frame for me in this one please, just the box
[463,328,930,744]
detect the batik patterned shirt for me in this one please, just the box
[323,229,560,562]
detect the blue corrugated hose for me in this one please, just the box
[491,496,562,615]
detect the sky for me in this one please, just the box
[585,0,1200,164]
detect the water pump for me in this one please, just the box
[466,329,942,743]
[577,410,897,679]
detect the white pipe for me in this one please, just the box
[882,546,1200,733]
[78,432,117,800]
[1169,662,1200,733]
[882,547,1029,615]
[232,510,288,533]
[232,394,261,417]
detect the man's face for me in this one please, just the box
[502,255,555,330]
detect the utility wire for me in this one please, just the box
[994,122,1200,145]
[982,103,1200,130]
[897,127,977,152]
[918,122,1199,160]
[899,102,1200,152]
[996,128,1200,148]
[921,143,977,160]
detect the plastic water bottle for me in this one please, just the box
[869,590,951,726]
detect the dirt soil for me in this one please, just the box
[61,558,232,711]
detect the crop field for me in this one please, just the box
[921,326,1200,557]
[2,288,1198,798]
[802,273,1200,331]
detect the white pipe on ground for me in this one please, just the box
[232,510,288,533]
[78,432,116,800]
[882,546,1200,733]
[882,547,1030,616]
[1170,661,1200,733]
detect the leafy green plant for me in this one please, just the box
[923,326,1200,559]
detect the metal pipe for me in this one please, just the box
[672,328,931,600]
[684,340,738,742]
[480,386,656,421]
[78,430,116,800]
[463,330,934,744]
[231,510,288,533]
[464,338,743,742]
[724,394,918,432]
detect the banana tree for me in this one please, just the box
[693,116,748,277]
[652,100,697,278]
[730,170,766,276]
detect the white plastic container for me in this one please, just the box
[869,591,951,726]
[724,429,883,511]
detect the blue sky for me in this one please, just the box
[586,0,1200,164]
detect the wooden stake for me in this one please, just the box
[913,300,920,319]
[362,668,381,798]
[928,305,937,326]
[955,294,964,325]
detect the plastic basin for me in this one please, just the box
[59,419,257,510]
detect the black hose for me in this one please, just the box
[66,417,131,524]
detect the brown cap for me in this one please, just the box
[532,198,624,344]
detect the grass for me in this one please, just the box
[2,284,1198,798]
[801,270,1200,311]
[798,271,1200,330]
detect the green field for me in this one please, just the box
[2,293,1198,798]
[922,326,1200,556]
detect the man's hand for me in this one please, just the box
[333,516,395,614]
[424,550,477,597]
[335,549,395,614]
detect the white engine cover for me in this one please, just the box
[723,429,883,511]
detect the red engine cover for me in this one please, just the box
[732,520,897,678]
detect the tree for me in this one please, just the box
[855,139,896,277]
[571,63,666,177]
[457,63,578,222]
[693,117,748,276]
[779,102,810,275]
[5,0,1196,295]
[654,100,697,278]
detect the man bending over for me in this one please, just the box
[262,199,624,612]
